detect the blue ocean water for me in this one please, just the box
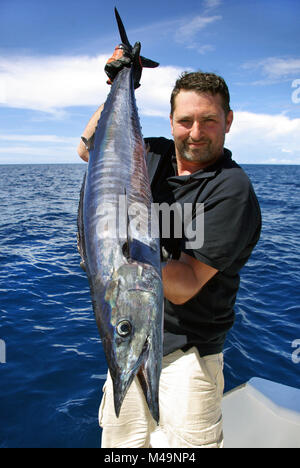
[0,163,299,448]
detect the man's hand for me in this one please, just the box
[162,252,218,305]
[77,42,143,162]
[105,42,142,89]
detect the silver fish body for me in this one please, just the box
[78,64,163,422]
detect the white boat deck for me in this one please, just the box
[150,377,300,448]
[222,377,300,448]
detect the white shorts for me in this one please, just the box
[99,347,224,448]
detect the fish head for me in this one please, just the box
[102,261,163,421]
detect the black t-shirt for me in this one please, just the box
[145,137,261,357]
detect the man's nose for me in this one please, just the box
[190,122,203,141]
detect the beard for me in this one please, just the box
[178,136,225,165]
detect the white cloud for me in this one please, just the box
[258,58,300,78]
[0,144,79,164]
[131,11,220,53]
[264,58,300,78]
[174,15,221,51]
[0,57,184,164]
[137,65,186,117]
[197,44,216,55]
[242,57,300,84]
[1,54,300,165]
[0,134,78,144]
[0,80,5,103]
[176,15,222,41]
[0,54,109,114]
[0,133,80,164]
[0,145,74,156]
[226,111,300,164]
[203,0,222,9]
[0,54,185,118]
[0,7,221,115]
[2,111,300,165]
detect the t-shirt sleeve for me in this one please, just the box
[182,171,258,272]
[144,137,174,155]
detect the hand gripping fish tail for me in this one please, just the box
[77,8,163,423]
[114,7,159,70]
[105,8,159,89]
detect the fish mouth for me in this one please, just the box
[136,340,160,423]
[112,335,160,422]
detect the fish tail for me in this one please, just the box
[114,7,159,69]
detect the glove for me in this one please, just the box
[105,42,142,89]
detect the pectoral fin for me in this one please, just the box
[81,134,95,152]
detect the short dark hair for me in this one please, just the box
[170,71,231,116]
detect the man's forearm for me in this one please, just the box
[162,253,217,305]
[162,260,200,305]
[77,104,104,162]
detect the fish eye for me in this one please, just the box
[116,320,132,337]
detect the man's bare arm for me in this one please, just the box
[162,252,218,305]
[77,104,104,162]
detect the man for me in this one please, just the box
[78,55,261,448]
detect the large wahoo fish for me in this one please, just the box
[77,8,163,422]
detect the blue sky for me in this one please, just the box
[0,0,299,164]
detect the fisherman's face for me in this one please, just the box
[170,90,233,168]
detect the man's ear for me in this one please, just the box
[170,114,174,136]
[225,110,234,134]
